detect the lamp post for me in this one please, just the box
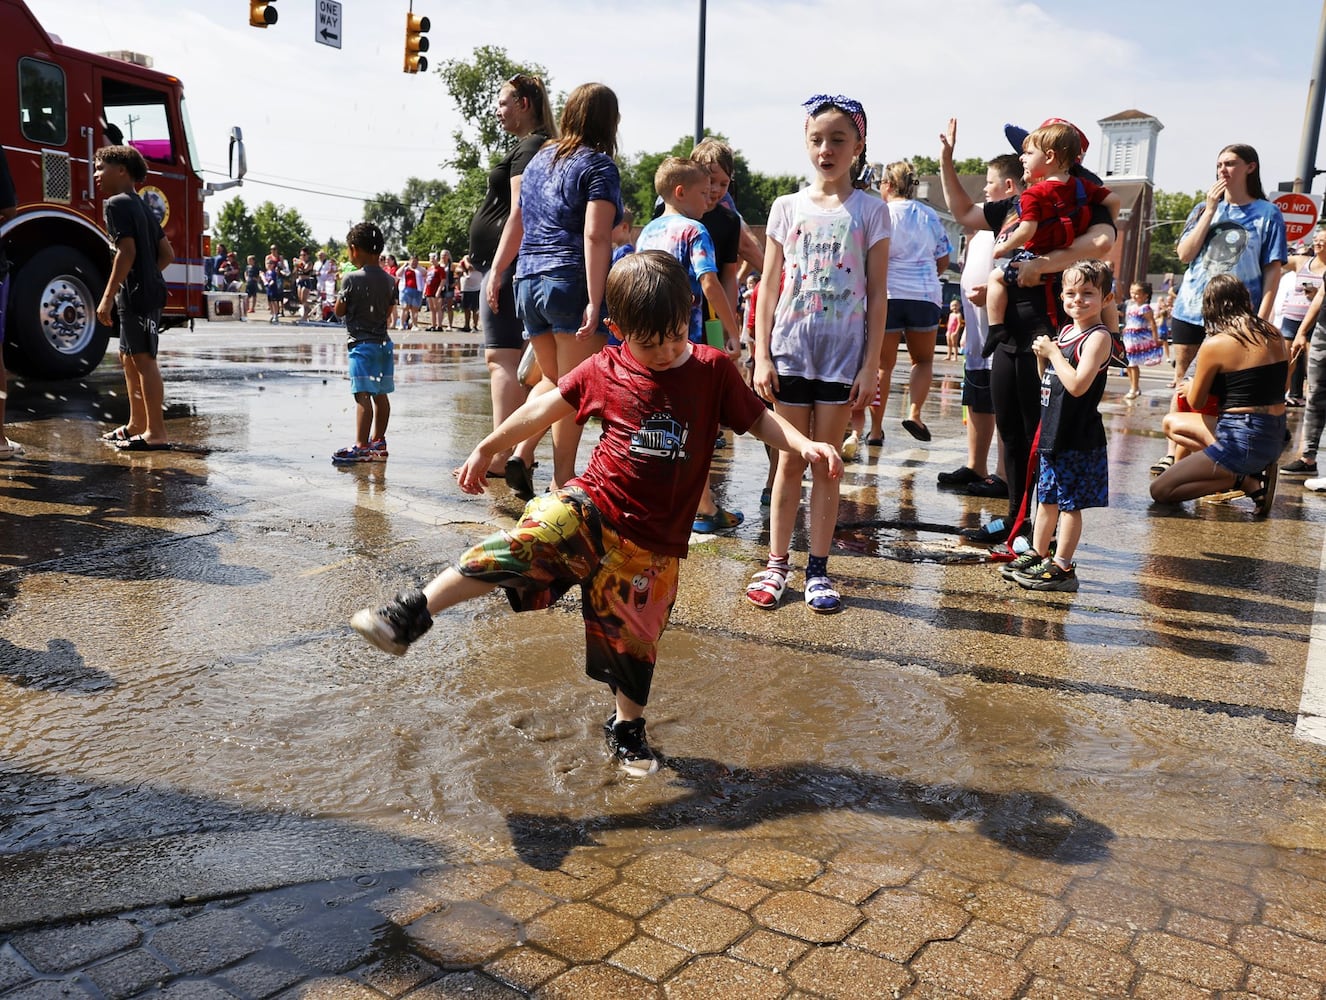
[695,0,707,146]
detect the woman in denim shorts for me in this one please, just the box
[1151,275,1291,517]
[494,82,624,490]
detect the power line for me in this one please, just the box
[202,170,439,211]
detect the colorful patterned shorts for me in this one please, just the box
[455,488,679,707]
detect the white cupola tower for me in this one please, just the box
[1097,110,1164,183]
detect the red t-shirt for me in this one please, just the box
[424,265,444,296]
[560,343,767,557]
[1020,176,1110,255]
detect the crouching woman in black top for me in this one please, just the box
[1151,273,1291,517]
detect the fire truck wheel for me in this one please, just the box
[6,247,112,379]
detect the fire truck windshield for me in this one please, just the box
[179,94,202,181]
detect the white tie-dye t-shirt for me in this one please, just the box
[766,188,892,385]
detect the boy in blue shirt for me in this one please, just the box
[332,223,397,463]
[636,157,746,532]
[636,158,741,355]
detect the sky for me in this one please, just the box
[23,0,1326,245]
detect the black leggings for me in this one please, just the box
[991,289,1056,526]
[991,348,1043,525]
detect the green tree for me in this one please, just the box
[250,201,314,260]
[409,168,486,258]
[909,154,990,176]
[436,46,550,172]
[365,177,453,253]
[214,197,259,260]
[1149,189,1203,277]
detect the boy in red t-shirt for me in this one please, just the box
[351,251,843,777]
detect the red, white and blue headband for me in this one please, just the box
[802,95,867,141]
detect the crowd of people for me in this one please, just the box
[205,238,481,331]
[333,83,1302,778]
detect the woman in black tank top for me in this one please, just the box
[1151,275,1291,516]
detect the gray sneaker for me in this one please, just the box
[350,589,433,655]
[999,549,1043,581]
[604,715,659,777]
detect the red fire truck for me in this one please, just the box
[2,0,246,378]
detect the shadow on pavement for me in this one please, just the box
[0,637,115,692]
[505,755,1113,871]
[0,766,449,932]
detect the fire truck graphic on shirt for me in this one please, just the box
[629,412,688,462]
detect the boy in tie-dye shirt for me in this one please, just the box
[635,157,741,352]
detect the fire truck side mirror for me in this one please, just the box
[229,127,248,180]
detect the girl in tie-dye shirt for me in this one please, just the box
[747,95,891,616]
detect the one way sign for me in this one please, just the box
[316,0,342,49]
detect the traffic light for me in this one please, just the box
[248,1,277,27]
[404,12,430,74]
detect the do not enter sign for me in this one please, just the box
[1273,192,1321,243]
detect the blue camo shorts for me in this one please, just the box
[1037,447,1109,511]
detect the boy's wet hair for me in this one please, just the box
[346,222,385,255]
[94,144,148,184]
[691,137,735,178]
[1025,122,1082,167]
[1062,258,1113,296]
[606,251,692,345]
[987,153,1023,185]
[654,156,709,199]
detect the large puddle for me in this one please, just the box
[2,331,1325,930]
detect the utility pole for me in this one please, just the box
[1296,2,1326,192]
[695,0,707,147]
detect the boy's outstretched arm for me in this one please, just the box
[699,271,742,354]
[456,389,575,493]
[938,118,989,233]
[748,409,844,480]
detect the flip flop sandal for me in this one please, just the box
[1150,454,1175,475]
[745,566,788,609]
[100,425,132,442]
[901,419,931,442]
[693,507,744,533]
[804,576,843,614]
[1249,464,1279,518]
[115,435,171,452]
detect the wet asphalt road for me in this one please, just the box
[2,322,1326,997]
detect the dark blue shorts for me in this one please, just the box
[118,304,161,358]
[961,367,994,413]
[1037,447,1109,511]
[482,266,524,350]
[885,298,942,332]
